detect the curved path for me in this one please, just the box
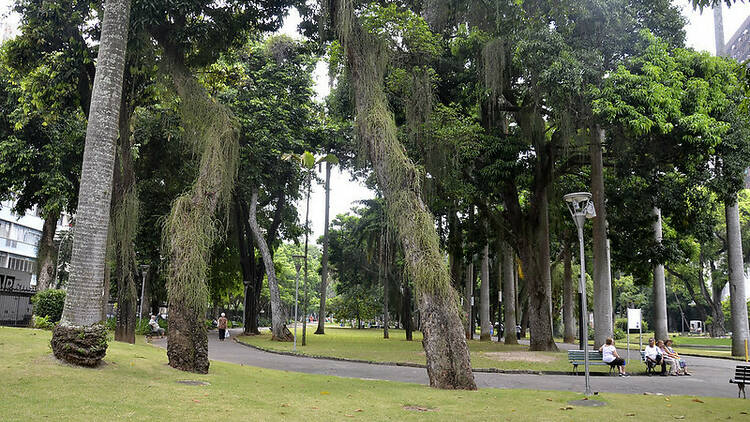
[151,329,742,398]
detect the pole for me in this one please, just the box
[138,269,146,319]
[577,222,592,396]
[294,266,300,352]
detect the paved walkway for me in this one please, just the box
[151,329,743,398]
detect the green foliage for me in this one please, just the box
[32,315,55,330]
[31,289,66,323]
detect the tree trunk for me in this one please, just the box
[335,5,475,389]
[699,248,726,336]
[562,240,576,343]
[480,243,491,341]
[302,176,311,346]
[517,192,557,351]
[248,189,292,341]
[234,197,256,335]
[726,198,749,355]
[113,93,138,345]
[51,0,131,367]
[403,280,413,341]
[501,241,518,345]
[315,161,332,335]
[652,207,669,341]
[590,127,613,346]
[464,262,474,339]
[36,209,60,291]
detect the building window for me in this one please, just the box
[0,221,9,238]
[0,252,6,268]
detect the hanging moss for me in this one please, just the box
[160,50,239,373]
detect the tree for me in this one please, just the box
[325,1,476,389]
[50,0,131,367]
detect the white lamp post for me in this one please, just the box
[292,254,304,352]
[564,192,596,396]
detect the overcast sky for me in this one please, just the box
[2,1,750,241]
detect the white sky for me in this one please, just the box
[2,1,750,240]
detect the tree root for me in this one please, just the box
[51,324,108,367]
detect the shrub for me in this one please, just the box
[613,328,626,340]
[31,289,66,323]
[105,316,116,331]
[32,315,55,330]
[136,318,152,335]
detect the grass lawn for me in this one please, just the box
[3,327,750,421]
[238,327,643,373]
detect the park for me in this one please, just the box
[3,0,750,420]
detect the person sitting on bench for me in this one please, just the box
[663,339,691,376]
[644,337,666,375]
[149,315,165,338]
[657,340,678,375]
[599,337,629,376]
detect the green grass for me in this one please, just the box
[2,327,750,421]
[238,326,646,373]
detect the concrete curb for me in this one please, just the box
[233,338,651,377]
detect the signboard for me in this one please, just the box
[627,308,641,330]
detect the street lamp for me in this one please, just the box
[292,254,304,352]
[564,192,596,396]
[138,264,149,319]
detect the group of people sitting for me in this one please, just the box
[596,337,691,376]
[644,337,691,376]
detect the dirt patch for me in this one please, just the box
[481,351,557,363]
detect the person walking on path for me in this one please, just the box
[218,313,228,341]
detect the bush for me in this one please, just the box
[613,328,626,340]
[136,318,153,335]
[31,289,66,323]
[32,315,55,330]
[105,316,116,331]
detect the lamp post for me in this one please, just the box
[292,254,304,352]
[564,192,596,396]
[138,264,149,319]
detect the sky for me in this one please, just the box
[2,2,750,241]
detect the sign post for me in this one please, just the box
[627,308,642,365]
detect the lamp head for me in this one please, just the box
[563,192,596,225]
[292,254,305,272]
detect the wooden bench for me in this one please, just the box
[567,350,615,375]
[730,365,750,398]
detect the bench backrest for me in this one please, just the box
[568,350,603,360]
[735,365,750,381]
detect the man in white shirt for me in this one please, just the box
[644,337,666,375]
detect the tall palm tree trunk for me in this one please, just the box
[502,241,518,345]
[315,161,332,334]
[51,0,131,367]
[562,240,576,343]
[480,243,491,341]
[726,199,749,355]
[590,127,613,346]
[652,207,668,340]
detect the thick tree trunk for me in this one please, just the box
[464,262,474,339]
[381,229,390,339]
[315,161,333,335]
[562,240,576,343]
[234,197,256,335]
[36,210,60,291]
[480,243,491,341]
[652,207,669,341]
[501,241,518,345]
[517,192,557,351]
[590,127,613,346]
[336,5,475,389]
[52,0,131,366]
[248,190,292,341]
[726,198,749,355]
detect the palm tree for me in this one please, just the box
[50,0,131,367]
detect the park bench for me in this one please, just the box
[640,351,657,374]
[567,350,615,375]
[729,365,750,398]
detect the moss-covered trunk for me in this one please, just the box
[333,2,475,389]
[113,93,138,345]
[158,42,239,373]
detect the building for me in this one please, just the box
[0,201,71,326]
